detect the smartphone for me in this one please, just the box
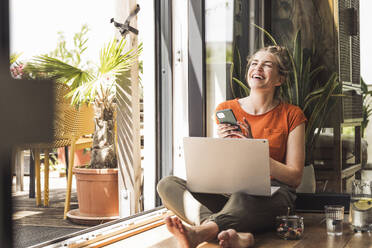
[216,109,241,132]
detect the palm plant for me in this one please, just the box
[233,25,340,164]
[25,38,141,169]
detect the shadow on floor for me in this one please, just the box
[12,186,89,248]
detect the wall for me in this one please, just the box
[361,0,372,163]
[361,0,372,84]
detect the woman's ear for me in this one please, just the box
[275,75,285,86]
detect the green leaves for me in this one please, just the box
[25,36,141,106]
[26,55,93,82]
[99,38,136,76]
[25,55,94,104]
[10,53,22,65]
[283,31,340,163]
[251,24,278,46]
[233,77,250,96]
[49,25,89,67]
[305,73,339,152]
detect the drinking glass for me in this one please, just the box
[349,180,372,232]
[324,205,344,235]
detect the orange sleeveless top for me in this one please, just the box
[215,99,307,164]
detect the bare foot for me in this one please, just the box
[165,217,219,248]
[165,216,200,248]
[218,229,254,248]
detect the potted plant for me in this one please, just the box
[25,28,141,219]
[232,27,340,192]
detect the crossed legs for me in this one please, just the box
[157,176,293,248]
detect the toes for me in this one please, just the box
[218,230,231,248]
[227,229,237,237]
[217,230,229,241]
[227,229,238,241]
[173,217,185,234]
[164,216,173,227]
[219,239,230,248]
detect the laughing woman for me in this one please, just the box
[157,46,307,248]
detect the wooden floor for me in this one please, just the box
[100,212,372,248]
[252,213,372,248]
[12,175,372,248]
[12,175,92,247]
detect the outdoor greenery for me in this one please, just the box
[361,77,372,137]
[14,25,141,169]
[343,78,372,137]
[233,26,341,164]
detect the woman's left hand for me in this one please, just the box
[237,117,253,138]
[227,117,253,139]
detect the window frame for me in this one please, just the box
[155,0,174,206]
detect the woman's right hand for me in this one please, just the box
[217,123,242,138]
[217,118,252,139]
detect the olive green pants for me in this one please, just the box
[157,176,296,233]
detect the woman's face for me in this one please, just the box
[246,51,283,92]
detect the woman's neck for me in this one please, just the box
[239,93,278,115]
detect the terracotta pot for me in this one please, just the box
[73,167,119,217]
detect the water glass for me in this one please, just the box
[324,205,344,235]
[349,180,372,232]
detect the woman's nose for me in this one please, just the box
[254,63,264,71]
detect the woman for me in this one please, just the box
[157,46,307,248]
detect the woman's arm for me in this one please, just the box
[269,123,305,188]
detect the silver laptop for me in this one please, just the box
[183,137,280,196]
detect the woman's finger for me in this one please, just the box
[228,131,248,139]
[244,118,253,138]
[238,117,252,138]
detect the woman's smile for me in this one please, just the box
[247,51,282,90]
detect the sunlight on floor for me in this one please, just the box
[12,210,42,220]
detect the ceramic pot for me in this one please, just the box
[73,167,118,217]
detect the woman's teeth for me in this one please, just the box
[253,75,264,79]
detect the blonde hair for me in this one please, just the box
[244,46,291,99]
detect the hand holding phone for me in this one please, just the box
[216,109,253,138]
[216,109,241,132]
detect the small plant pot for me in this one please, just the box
[73,167,118,217]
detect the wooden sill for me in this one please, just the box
[31,208,372,248]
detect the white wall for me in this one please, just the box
[361,0,372,84]
[361,0,372,163]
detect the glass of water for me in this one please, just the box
[324,205,344,235]
[349,180,372,232]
